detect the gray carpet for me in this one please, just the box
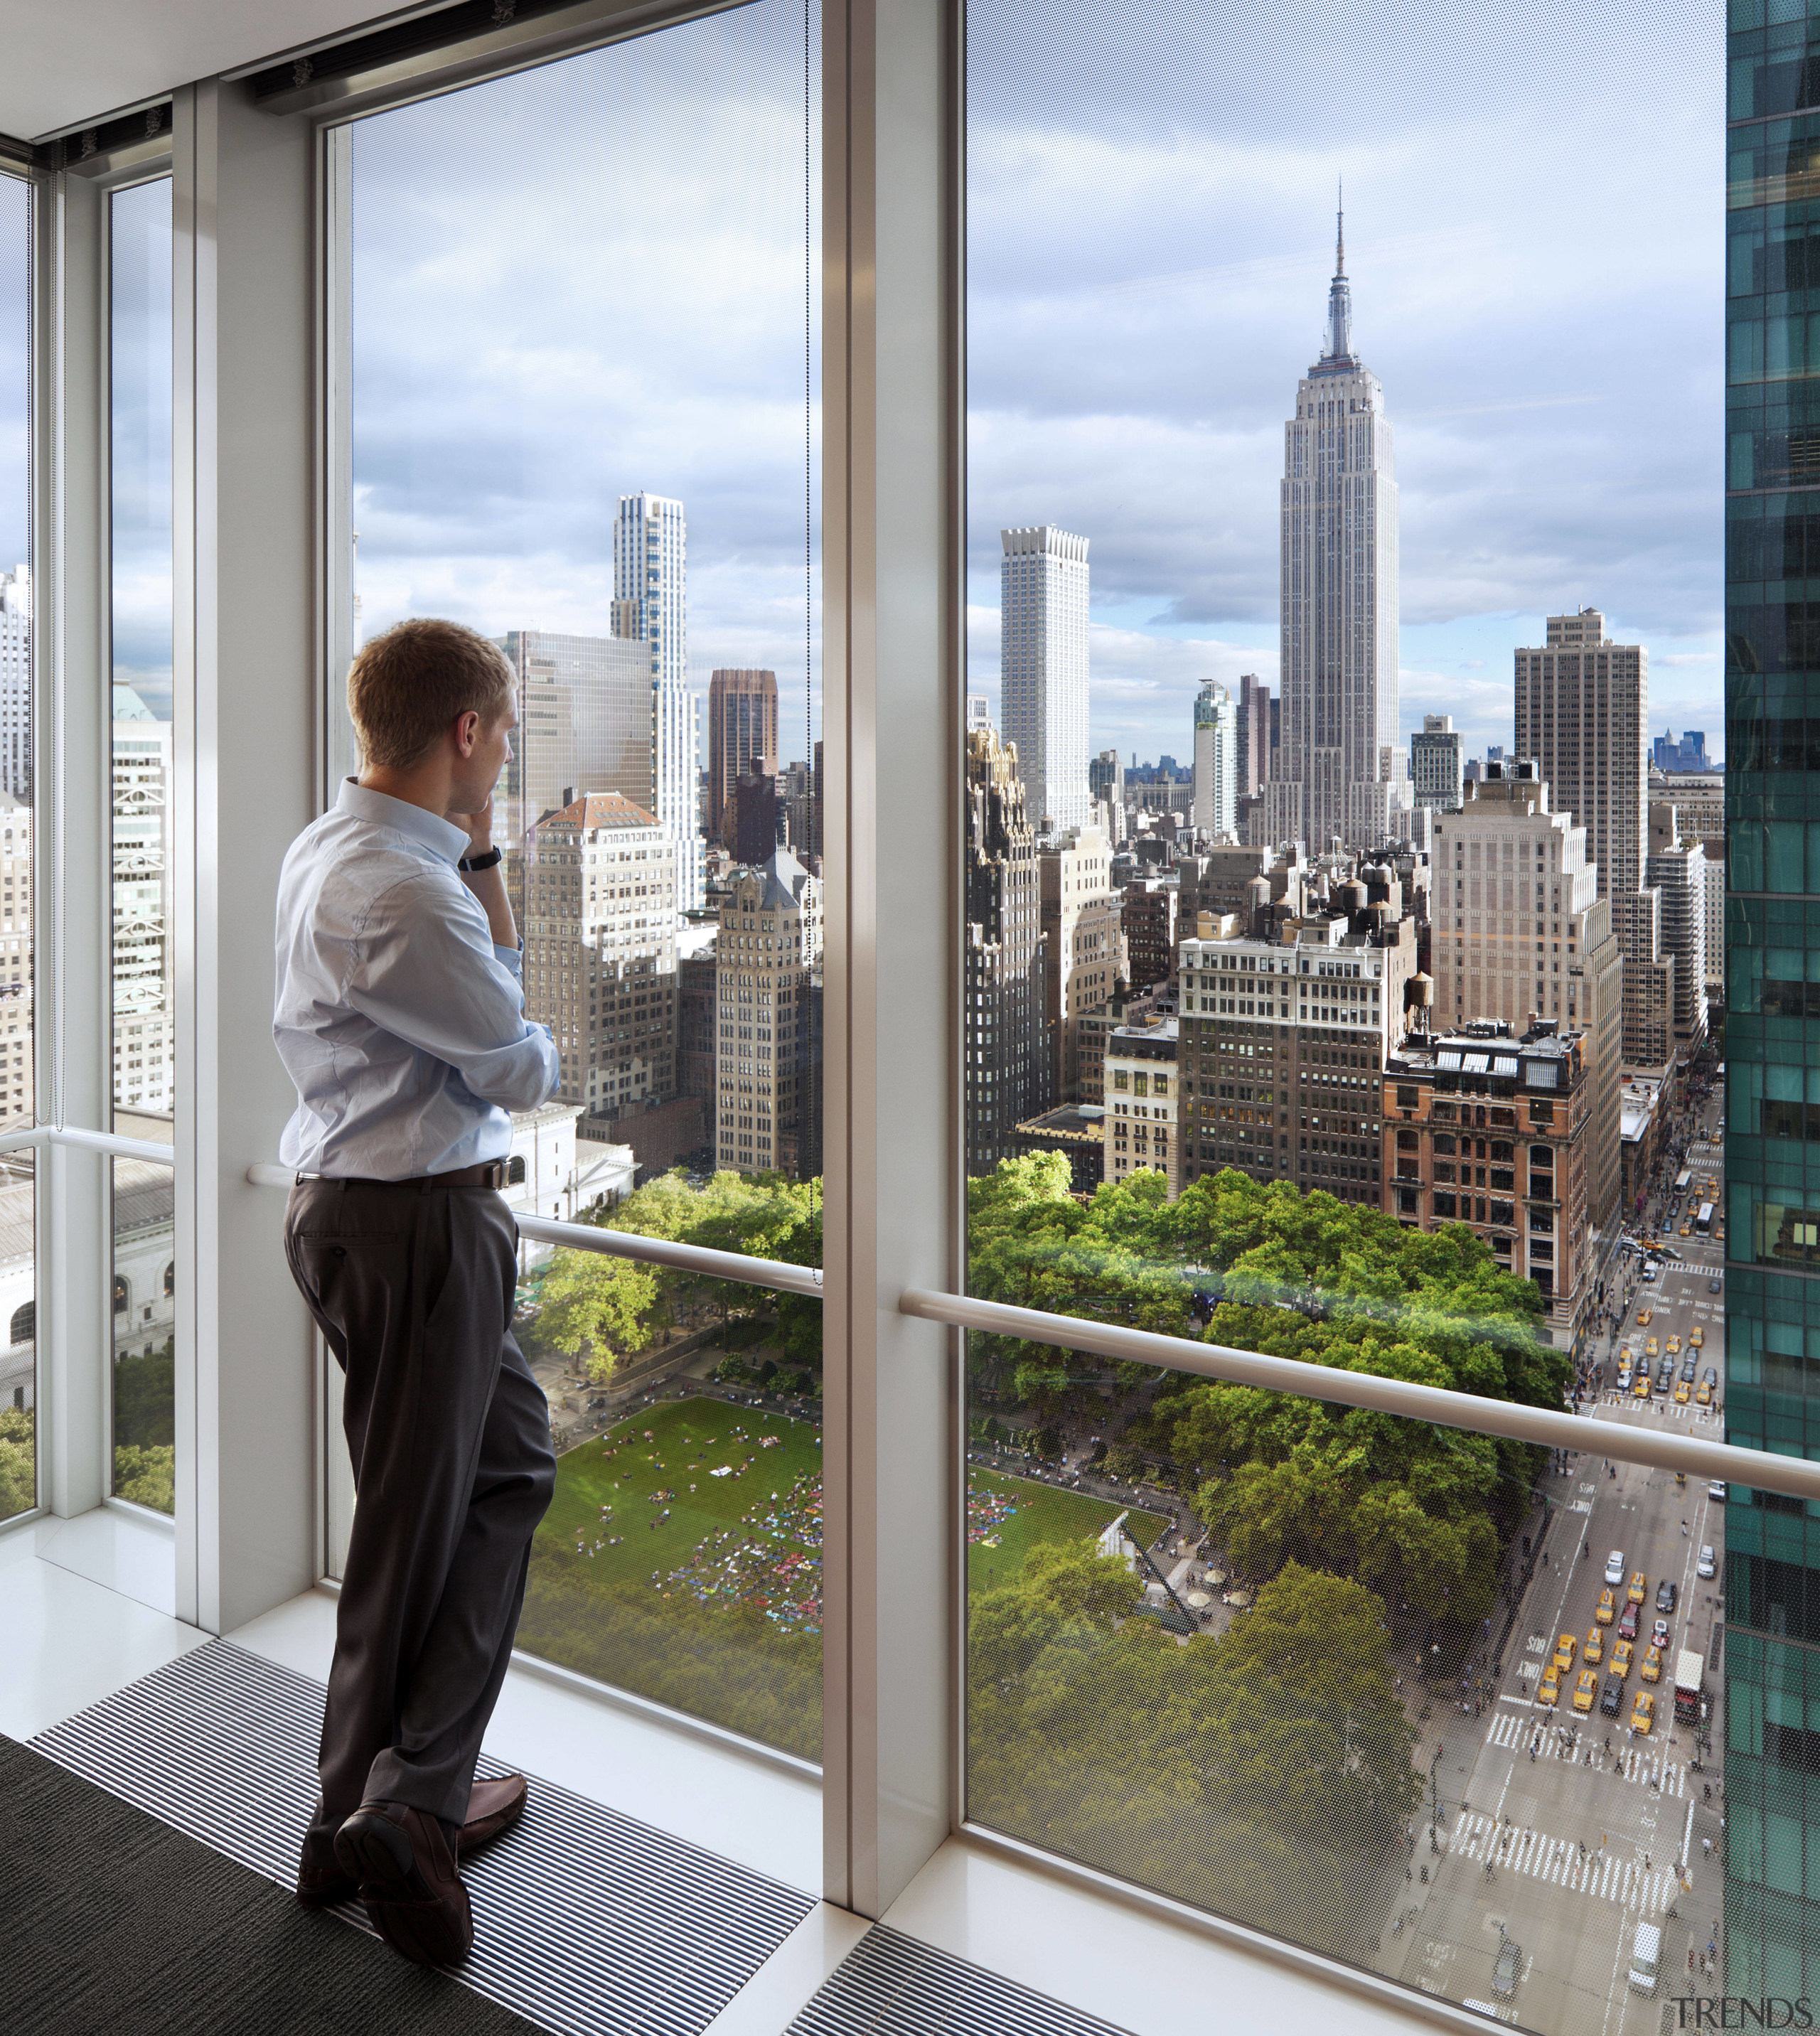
[0,1731,549,2036]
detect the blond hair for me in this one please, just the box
[347,618,513,771]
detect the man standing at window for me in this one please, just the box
[272,618,560,1966]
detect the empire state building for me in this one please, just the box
[1263,212,1408,854]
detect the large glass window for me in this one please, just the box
[339,0,823,1752]
[110,1157,173,1515]
[0,164,33,1521]
[109,177,174,1512]
[965,0,1728,2015]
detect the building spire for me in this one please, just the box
[1320,183,1354,368]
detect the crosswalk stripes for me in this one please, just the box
[1483,1710,1685,1794]
[1450,1810,1675,1912]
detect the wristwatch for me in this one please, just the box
[458,845,503,872]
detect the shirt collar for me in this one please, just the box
[337,778,473,864]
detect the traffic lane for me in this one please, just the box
[1386,1450,1713,2032]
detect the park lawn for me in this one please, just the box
[966,1467,1169,1596]
[536,1395,822,1590]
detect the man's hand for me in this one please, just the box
[447,789,494,859]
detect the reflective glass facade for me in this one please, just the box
[1727,0,1820,1991]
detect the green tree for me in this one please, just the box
[537,1249,660,1383]
[0,1403,34,1518]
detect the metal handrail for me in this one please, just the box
[900,1285,1820,1506]
[0,1124,178,1165]
[244,1162,823,1300]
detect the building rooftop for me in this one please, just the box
[1014,1104,1107,1143]
[542,792,661,832]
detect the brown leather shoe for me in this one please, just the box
[333,1801,473,1966]
[459,1773,528,1855]
[296,1775,528,1907]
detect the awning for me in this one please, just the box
[1462,1053,1490,1074]
[1437,1050,1461,1071]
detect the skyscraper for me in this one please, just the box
[0,564,29,800]
[522,793,678,1118]
[1725,31,1820,1993]
[1265,211,1405,853]
[707,668,778,849]
[502,628,654,829]
[614,491,703,913]
[1410,713,1463,813]
[112,683,173,1120]
[1645,800,1708,1051]
[1512,608,1647,904]
[1037,823,1123,1100]
[1430,763,1622,1241]
[1192,683,1236,843]
[965,726,1048,1168]
[1000,525,1090,835]
[1234,673,1271,803]
[714,847,822,1179]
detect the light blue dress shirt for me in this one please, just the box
[274,778,560,1179]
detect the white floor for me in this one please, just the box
[0,1505,1426,2036]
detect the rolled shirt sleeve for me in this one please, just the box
[347,874,561,1113]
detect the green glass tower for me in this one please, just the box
[1726,3,1820,1993]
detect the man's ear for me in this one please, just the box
[454,708,481,758]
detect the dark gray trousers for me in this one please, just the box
[284,1179,556,1836]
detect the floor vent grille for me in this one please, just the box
[31,1639,814,2036]
[790,1923,1135,2036]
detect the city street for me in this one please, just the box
[1379,1108,1727,2032]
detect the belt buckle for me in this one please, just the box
[483,1159,507,1190]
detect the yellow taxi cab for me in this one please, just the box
[1612,1638,1634,1678]
[1667,1335,1681,1356]
[1596,1588,1616,1625]
[1634,1371,1652,1400]
[1573,1668,1598,1713]
[1646,1336,1659,1359]
[1539,1666,1561,1706]
[1675,1376,1691,1405]
[1637,1307,1654,1327]
[1632,1690,1655,1735]
[1679,1223,1692,1238]
[1628,1571,1647,1605]
[1698,1371,1715,1405]
[1553,1632,1576,1674]
[1642,1644,1663,1683]
[1585,1626,1603,1664]
[1691,1327,1704,1348]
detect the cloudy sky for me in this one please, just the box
[2,0,1724,778]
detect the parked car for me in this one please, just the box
[1605,1549,1627,1585]
[1698,1545,1717,1579]
[1600,1676,1624,1716]
[1656,1580,1678,1614]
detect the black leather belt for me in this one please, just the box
[294,1160,508,1190]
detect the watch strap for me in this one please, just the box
[458,845,503,872]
